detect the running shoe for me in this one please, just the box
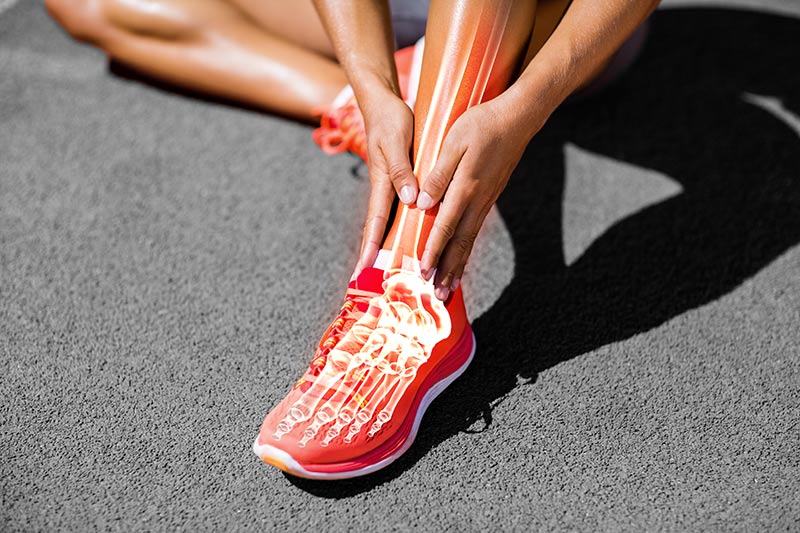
[253,256,474,480]
[312,37,425,162]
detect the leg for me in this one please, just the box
[254,0,564,476]
[523,0,634,96]
[382,0,540,267]
[226,0,336,59]
[45,0,347,121]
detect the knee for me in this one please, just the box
[47,0,199,47]
[46,0,105,43]
[102,0,202,41]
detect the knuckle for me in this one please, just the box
[387,161,410,183]
[425,170,450,197]
[362,214,386,234]
[452,236,474,256]
[426,170,450,193]
[433,221,457,240]
[458,181,479,198]
[368,213,388,227]
[362,232,380,246]
[463,228,480,246]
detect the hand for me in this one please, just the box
[418,97,539,300]
[355,85,419,273]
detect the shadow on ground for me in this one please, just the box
[288,8,800,496]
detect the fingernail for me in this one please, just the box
[399,185,416,205]
[451,278,460,292]
[416,191,434,210]
[434,286,450,301]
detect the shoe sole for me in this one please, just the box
[253,327,476,480]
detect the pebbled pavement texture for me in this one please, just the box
[1,1,798,530]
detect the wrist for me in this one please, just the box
[349,69,403,120]
[502,56,572,140]
[339,48,401,105]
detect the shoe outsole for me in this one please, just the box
[253,329,476,480]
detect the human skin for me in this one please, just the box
[49,0,659,296]
[317,0,661,300]
[352,0,538,280]
[46,0,348,121]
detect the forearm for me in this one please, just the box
[312,0,400,105]
[504,0,660,138]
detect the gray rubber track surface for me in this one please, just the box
[1,1,798,530]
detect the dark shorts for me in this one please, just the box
[390,0,429,48]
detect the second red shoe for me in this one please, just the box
[311,37,425,162]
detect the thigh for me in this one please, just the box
[226,0,336,58]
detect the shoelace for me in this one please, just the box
[311,100,368,162]
[298,287,380,387]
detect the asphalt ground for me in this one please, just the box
[1,0,798,530]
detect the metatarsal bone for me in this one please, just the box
[343,357,405,442]
[273,347,354,439]
[298,353,372,445]
[319,330,396,446]
[287,271,453,445]
[368,354,426,437]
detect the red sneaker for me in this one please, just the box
[253,261,474,480]
[312,37,425,162]
[312,90,368,161]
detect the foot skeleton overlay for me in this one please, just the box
[273,271,451,447]
[271,2,517,450]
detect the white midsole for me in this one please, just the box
[252,330,477,480]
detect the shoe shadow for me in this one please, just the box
[288,7,800,496]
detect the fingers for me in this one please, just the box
[431,205,486,300]
[419,165,485,301]
[379,137,418,206]
[416,132,466,210]
[356,176,394,275]
[416,119,474,298]
[365,98,417,206]
[358,99,414,275]
[355,97,416,277]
